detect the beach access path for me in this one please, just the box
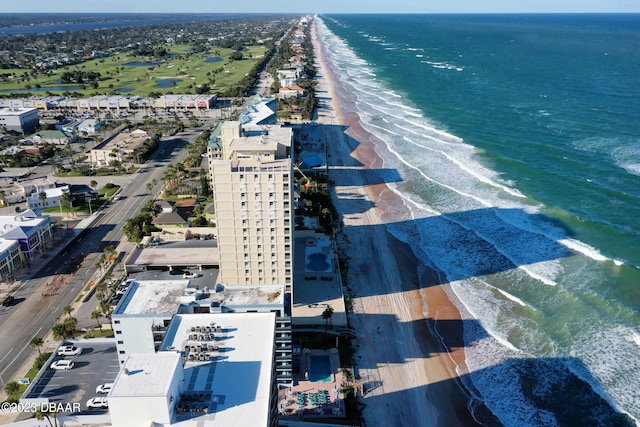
[310,18,480,427]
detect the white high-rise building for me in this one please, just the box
[209,121,293,290]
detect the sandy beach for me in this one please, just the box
[310,17,482,426]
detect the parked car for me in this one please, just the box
[86,397,109,409]
[183,272,199,279]
[57,345,83,356]
[51,360,74,370]
[96,383,113,394]
[1,295,15,307]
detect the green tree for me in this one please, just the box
[52,317,77,340]
[61,191,72,212]
[63,305,74,319]
[38,191,47,206]
[36,406,58,427]
[4,381,20,397]
[90,180,98,191]
[91,310,102,329]
[29,336,44,356]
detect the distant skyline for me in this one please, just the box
[0,0,639,14]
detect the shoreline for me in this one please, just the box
[311,17,483,427]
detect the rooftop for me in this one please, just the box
[162,313,276,426]
[114,279,190,316]
[0,210,49,235]
[207,283,284,307]
[0,107,37,115]
[110,352,181,397]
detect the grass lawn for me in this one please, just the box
[0,44,268,97]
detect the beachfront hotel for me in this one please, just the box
[208,121,293,290]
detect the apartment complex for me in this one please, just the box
[209,121,293,290]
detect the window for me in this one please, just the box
[115,330,122,335]
[114,320,121,324]
[119,350,125,354]
[117,340,124,345]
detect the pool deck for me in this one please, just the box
[292,233,348,327]
[278,349,346,419]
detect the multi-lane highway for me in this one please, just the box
[0,126,205,387]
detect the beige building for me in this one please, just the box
[89,129,149,166]
[209,121,293,290]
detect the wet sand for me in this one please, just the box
[311,16,482,426]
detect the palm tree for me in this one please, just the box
[63,305,74,319]
[91,310,102,329]
[321,305,334,330]
[100,302,113,329]
[36,407,58,427]
[5,381,20,397]
[95,282,108,303]
[61,191,72,214]
[38,191,47,207]
[29,336,44,356]
[90,180,98,192]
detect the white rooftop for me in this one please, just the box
[162,312,276,426]
[0,210,48,230]
[110,352,181,397]
[114,279,190,315]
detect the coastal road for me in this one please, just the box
[0,126,203,388]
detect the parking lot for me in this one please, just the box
[128,268,219,291]
[22,339,119,414]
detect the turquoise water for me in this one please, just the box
[319,14,640,426]
[309,356,332,382]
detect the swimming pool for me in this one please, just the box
[307,253,330,272]
[309,356,332,382]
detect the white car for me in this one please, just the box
[51,360,74,370]
[183,272,198,279]
[96,383,113,394]
[86,397,109,409]
[57,345,83,356]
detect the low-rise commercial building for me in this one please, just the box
[0,107,39,134]
[89,129,149,166]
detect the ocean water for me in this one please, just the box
[318,14,640,426]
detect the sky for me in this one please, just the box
[1,0,639,14]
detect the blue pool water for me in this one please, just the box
[303,155,323,168]
[205,57,224,63]
[309,356,332,382]
[307,253,329,272]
